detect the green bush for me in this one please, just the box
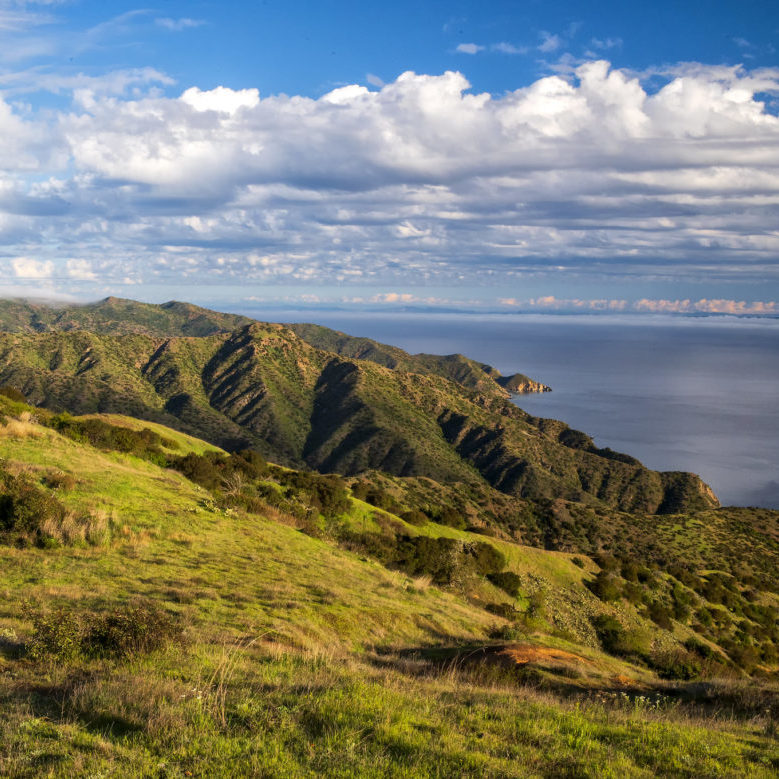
[591,615,649,658]
[401,509,428,526]
[26,607,82,662]
[486,602,519,620]
[647,601,674,630]
[467,541,506,576]
[650,647,702,680]
[684,637,716,659]
[0,385,26,403]
[361,487,401,514]
[172,452,223,490]
[588,571,622,602]
[26,602,181,662]
[83,603,181,658]
[0,472,65,542]
[487,571,523,598]
[434,507,467,530]
[395,536,460,585]
[47,415,171,461]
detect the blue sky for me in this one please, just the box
[1,0,779,314]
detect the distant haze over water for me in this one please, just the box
[252,310,779,509]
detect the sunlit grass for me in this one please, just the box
[0,413,777,777]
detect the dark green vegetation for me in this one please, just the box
[0,298,715,517]
[0,299,776,776]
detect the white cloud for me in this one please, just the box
[502,296,778,315]
[0,67,174,100]
[590,37,623,50]
[180,85,260,114]
[0,60,778,294]
[538,32,562,53]
[366,73,385,87]
[11,256,53,278]
[155,17,204,32]
[66,258,96,280]
[492,42,528,55]
[456,43,484,55]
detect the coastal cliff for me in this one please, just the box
[496,373,552,394]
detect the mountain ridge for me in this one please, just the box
[0,297,717,516]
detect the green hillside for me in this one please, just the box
[0,399,777,776]
[0,297,549,394]
[0,312,716,517]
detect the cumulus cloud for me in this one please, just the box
[1,60,779,297]
[66,258,96,280]
[11,256,53,278]
[180,85,260,114]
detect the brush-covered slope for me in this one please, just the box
[0,296,254,337]
[288,321,551,394]
[0,297,550,395]
[0,321,716,515]
[0,401,776,777]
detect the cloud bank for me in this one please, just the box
[1,60,779,299]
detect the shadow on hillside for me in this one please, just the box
[0,669,145,738]
[368,643,779,721]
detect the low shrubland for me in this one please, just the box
[0,403,777,775]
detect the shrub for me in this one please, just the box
[42,471,76,492]
[350,482,369,501]
[467,541,506,576]
[594,554,620,573]
[171,452,223,490]
[233,449,268,477]
[362,488,401,513]
[26,601,181,662]
[588,571,622,602]
[623,582,644,604]
[0,473,66,542]
[728,644,760,673]
[488,623,525,641]
[591,615,650,658]
[26,607,82,662]
[650,647,702,680]
[401,509,428,526]
[487,571,523,598]
[47,415,169,462]
[83,603,181,658]
[434,507,467,530]
[486,603,519,620]
[684,637,716,659]
[647,601,674,630]
[0,385,26,403]
[395,536,461,585]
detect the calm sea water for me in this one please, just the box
[247,310,779,509]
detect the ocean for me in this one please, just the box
[250,310,779,509]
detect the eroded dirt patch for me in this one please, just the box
[498,645,594,667]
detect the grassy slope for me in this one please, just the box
[0,413,777,776]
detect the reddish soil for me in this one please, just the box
[497,645,593,666]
